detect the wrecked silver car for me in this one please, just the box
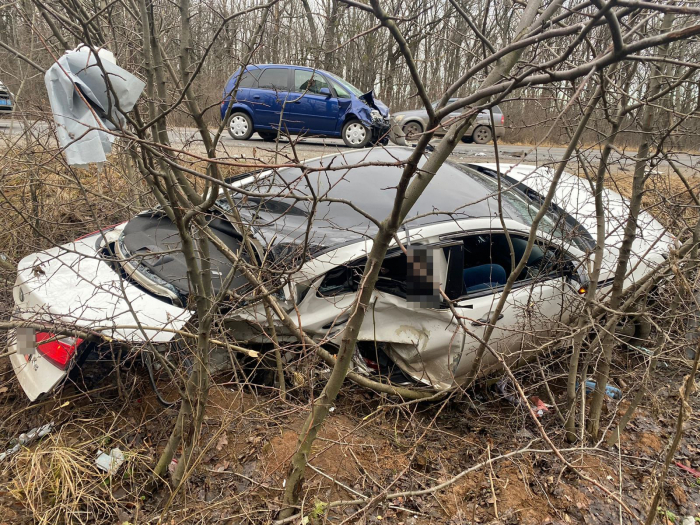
[9,147,673,399]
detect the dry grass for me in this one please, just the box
[9,431,149,525]
[603,167,700,233]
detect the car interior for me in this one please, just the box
[458,233,564,295]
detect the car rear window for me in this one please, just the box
[257,68,288,90]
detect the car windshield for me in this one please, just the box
[458,166,571,243]
[324,71,364,97]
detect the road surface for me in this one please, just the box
[2,119,698,171]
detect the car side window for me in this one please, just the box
[329,78,351,98]
[317,250,407,298]
[257,68,289,91]
[238,72,256,89]
[294,70,331,95]
[447,233,567,297]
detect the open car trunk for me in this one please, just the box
[118,212,252,298]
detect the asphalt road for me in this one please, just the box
[2,119,698,171]
[168,127,700,172]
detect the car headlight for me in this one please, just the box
[370,109,382,122]
[393,114,404,122]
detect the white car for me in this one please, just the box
[8,148,674,399]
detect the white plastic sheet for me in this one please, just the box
[44,45,145,168]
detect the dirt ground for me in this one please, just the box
[0,348,698,525]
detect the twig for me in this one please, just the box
[488,444,499,518]
[308,464,368,500]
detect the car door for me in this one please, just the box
[287,69,340,135]
[251,67,292,130]
[444,232,576,381]
[439,98,462,131]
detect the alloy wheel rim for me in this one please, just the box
[475,127,490,142]
[403,123,421,139]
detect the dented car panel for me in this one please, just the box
[226,215,586,390]
[8,147,672,399]
[10,225,194,400]
[353,90,391,140]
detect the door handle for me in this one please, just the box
[253,95,260,99]
[472,313,504,326]
[293,101,301,104]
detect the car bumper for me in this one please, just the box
[9,328,67,401]
[370,117,391,142]
[387,118,408,146]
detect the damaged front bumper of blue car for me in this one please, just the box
[356,91,391,144]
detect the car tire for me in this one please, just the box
[228,112,254,140]
[258,131,277,142]
[342,119,371,148]
[402,121,423,141]
[472,125,493,144]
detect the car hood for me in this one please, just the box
[359,90,389,117]
[474,163,674,282]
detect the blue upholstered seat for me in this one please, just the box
[463,264,507,293]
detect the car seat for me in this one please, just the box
[463,263,507,293]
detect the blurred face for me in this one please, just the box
[406,246,439,308]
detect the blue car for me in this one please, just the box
[220,65,390,148]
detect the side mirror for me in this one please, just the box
[319,87,332,97]
[563,259,590,295]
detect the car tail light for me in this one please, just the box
[501,114,505,125]
[363,356,380,371]
[35,332,83,370]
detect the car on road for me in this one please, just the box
[8,148,672,399]
[392,100,505,144]
[0,81,13,115]
[220,64,391,148]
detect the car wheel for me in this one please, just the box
[258,131,277,142]
[228,112,253,140]
[472,125,493,144]
[342,120,371,148]
[402,121,423,141]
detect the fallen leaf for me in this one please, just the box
[213,460,229,472]
[216,432,228,451]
